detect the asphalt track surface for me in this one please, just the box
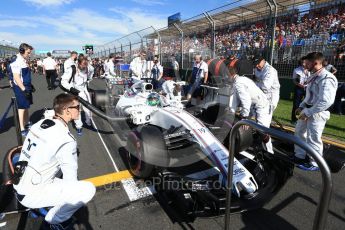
[0,74,344,230]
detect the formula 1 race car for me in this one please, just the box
[84,75,344,216]
[78,78,296,214]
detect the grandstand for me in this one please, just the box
[93,0,345,85]
[0,44,17,59]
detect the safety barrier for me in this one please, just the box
[225,120,332,230]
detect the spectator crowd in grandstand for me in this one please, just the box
[158,2,345,62]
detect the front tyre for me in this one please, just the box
[2,146,22,184]
[126,125,169,179]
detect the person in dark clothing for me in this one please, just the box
[291,56,309,123]
[333,83,345,115]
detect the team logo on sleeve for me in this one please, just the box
[40,119,55,129]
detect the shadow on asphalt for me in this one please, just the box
[73,206,94,230]
[0,85,11,90]
[0,116,14,134]
[19,205,94,230]
[30,109,45,124]
[239,192,345,230]
[240,208,297,230]
[150,191,345,230]
[118,147,129,169]
[284,192,345,223]
[0,108,44,135]
[103,196,156,216]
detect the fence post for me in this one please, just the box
[269,0,278,64]
[204,12,216,58]
[173,23,184,69]
[151,26,162,63]
[135,32,144,50]
[265,0,273,61]
[11,97,23,146]
[126,37,132,61]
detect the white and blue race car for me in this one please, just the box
[85,79,295,214]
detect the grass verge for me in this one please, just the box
[273,99,345,142]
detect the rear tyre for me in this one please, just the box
[1,146,26,214]
[90,89,107,111]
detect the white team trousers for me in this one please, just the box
[294,111,330,161]
[20,179,95,224]
[75,90,92,129]
[254,106,273,153]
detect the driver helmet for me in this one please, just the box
[147,92,161,106]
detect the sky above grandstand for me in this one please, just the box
[0,0,255,52]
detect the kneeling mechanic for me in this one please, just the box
[13,93,96,229]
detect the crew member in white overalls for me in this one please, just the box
[254,56,280,113]
[13,93,95,229]
[104,53,116,79]
[87,56,94,79]
[129,51,148,83]
[294,52,338,170]
[162,80,181,101]
[64,51,78,76]
[61,56,94,135]
[228,66,273,153]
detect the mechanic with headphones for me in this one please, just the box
[10,43,34,136]
[13,93,96,230]
[227,65,273,154]
[293,52,338,170]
